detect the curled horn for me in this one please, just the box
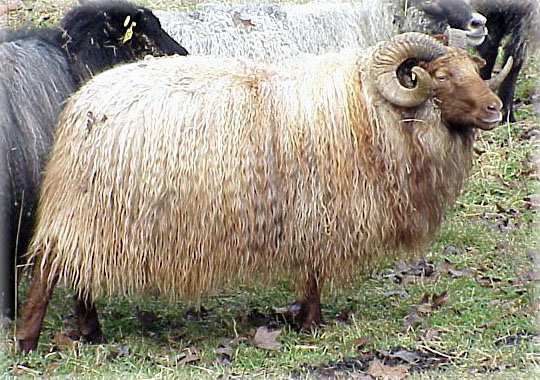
[487,56,513,90]
[372,32,447,108]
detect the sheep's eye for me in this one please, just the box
[435,74,446,81]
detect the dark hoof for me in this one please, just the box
[80,325,103,344]
[17,338,38,353]
[299,318,324,332]
[298,307,324,331]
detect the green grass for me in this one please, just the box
[1,1,539,379]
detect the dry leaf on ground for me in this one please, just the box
[366,359,410,379]
[52,332,76,348]
[178,354,199,365]
[403,311,425,330]
[253,326,282,350]
[354,336,375,350]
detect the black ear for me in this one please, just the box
[417,1,445,18]
[132,8,146,23]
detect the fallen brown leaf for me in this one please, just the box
[403,311,425,330]
[366,359,410,380]
[416,293,432,314]
[52,332,75,348]
[443,245,461,255]
[431,290,449,309]
[422,328,441,341]
[178,354,199,365]
[353,336,374,350]
[216,353,232,366]
[253,326,282,350]
[349,374,374,380]
[438,262,477,278]
[388,349,421,364]
[107,344,131,360]
[216,344,233,356]
[475,276,502,288]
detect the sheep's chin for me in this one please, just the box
[447,116,500,132]
[466,34,486,47]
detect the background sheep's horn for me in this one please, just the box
[372,32,446,108]
[487,56,513,90]
[444,28,468,49]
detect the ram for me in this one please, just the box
[0,0,187,320]
[16,32,509,351]
[156,0,487,60]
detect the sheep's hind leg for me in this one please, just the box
[74,296,102,344]
[298,275,324,330]
[16,260,57,353]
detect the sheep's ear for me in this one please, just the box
[133,8,146,22]
[417,1,444,17]
[470,55,486,69]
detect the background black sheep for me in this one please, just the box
[471,0,539,122]
[0,0,188,320]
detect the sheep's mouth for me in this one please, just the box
[466,27,488,46]
[476,114,501,130]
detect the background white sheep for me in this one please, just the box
[155,1,394,60]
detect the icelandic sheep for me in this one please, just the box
[0,0,188,320]
[470,0,540,122]
[155,0,487,60]
[16,32,508,352]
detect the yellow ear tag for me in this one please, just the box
[123,15,130,27]
[411,71,416,82]
[122,21,136,43]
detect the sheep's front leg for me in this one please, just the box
[16,260,57,353]
[74,296,102,344]
[298,275,324,330]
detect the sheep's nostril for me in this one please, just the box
[470,19,484,28]
[487,103,501,112]
[469,12,487,29]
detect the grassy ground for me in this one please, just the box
[1,1,539,379]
